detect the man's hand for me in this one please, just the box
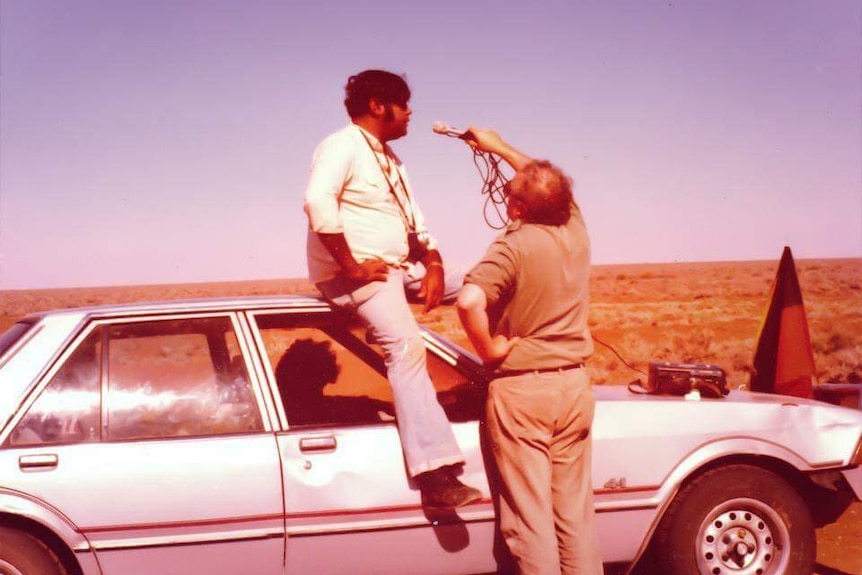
[484,334,520,364]
[464,126,533,172]
[419,263,444,313]
[345,258,389,283]
[317,232,388,283]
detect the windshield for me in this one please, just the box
[0,322,35,362]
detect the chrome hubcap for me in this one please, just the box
[696,498,789,574]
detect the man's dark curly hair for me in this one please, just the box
[508,160,574,226]
[344,69,410,120]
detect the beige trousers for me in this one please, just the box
[485,367,603,575]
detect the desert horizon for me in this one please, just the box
[2,257,860,390]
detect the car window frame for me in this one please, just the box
[98,311,276,440]
[4,311,279,449]
[246,308,391,431]
[0,321,38,367]
[246,308,490,431]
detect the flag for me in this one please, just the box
[749,246,816,398]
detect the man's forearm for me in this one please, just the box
[317,232,390,283]
[493,141,533,172]
[456,284,495,361]
[421,248,443,270]
[466,128,533,172]
[316,232,361,274]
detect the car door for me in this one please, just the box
[1,314,285,575]
[248,309,498,575]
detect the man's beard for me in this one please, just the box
[382,105,407,140]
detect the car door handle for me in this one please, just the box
[299,436,337,453]
[19,454,59,471]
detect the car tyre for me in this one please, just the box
[654,464,814,575]
[0,526,68,575]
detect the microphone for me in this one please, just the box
[433,121,473,140]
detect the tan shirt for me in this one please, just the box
[303,124,436,284]
[464,204,593,371]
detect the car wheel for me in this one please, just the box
[655,464,815,575]
[0,527,68,575]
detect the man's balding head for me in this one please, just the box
[507,161,573,226]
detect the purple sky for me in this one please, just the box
[1,0,860,289]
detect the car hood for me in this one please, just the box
[594,384,862,469]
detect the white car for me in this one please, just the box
[0,296,859,575]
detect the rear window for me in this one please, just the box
[0,322,36,361]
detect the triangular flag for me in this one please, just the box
[749,247,816,398]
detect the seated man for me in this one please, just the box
[302,69,480,508]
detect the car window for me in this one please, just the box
[8,329,102,447]
[105,316,263,440]
[253,313,483,427]
[425,349,484,423]
[255,314,393,428]
[9,317,265,446]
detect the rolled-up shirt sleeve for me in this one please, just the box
[464,237,518,306]
[304,135,353,234]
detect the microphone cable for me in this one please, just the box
[433,121,511,229]
[592,334,648,377]
[470,147,511,230]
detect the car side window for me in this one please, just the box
[8,329,102,447]
[425,351,484,423]
[8,317,265,447]
[105,316,263,440]
[253,312,484,427]
[255,313,395,428]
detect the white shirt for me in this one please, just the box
[303,124,437,284]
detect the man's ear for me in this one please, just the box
[507,196,524,221]
[367,97,386,118]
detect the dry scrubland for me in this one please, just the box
[425,257,862,389]
[1,258,860,389]
[585,258,862,388]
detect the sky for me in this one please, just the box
[0,0,860,290]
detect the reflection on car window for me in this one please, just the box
[105,317,263,440]
[9,317,266,446]
[9,329,102,447]
[255,314,394,428]
[275,337,394,426]
[425,350,484,423]
[254,312,483,427]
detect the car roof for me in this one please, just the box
[21,294,333,324]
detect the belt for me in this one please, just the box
[496,363,585,378]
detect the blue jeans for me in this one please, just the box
[317,267,465,477]
[402,261,465,305]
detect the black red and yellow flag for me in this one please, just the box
[749,247,816,398]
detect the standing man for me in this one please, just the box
[456,128,603,574]
[303,69,481,509]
